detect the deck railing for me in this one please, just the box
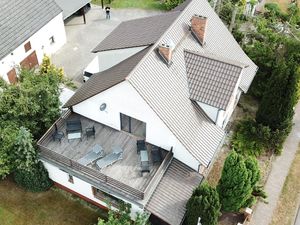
[38,111,173,201]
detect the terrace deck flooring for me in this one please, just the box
[44,113,162,191]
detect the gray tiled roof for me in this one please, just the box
[54,0,91,19]
[92,11,181,53]
[184,50,243,110]
[146,159,203,225]
[0,0,62,60]
[64,46,151,107]
[128,0,257,167]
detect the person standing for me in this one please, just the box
[105,6,111,19]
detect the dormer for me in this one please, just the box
[191,15,207,45]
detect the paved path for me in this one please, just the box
[51,5,161,85]
[250,102,300,225]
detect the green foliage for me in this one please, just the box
[264,3,282,17]
[13,127,37,172]
[14,161,53,192]
[232,119,271,156]
[0,122,19,179]
[0,65,61,139]
[217,151,260,212]
[186,182,221,225]
[164,0,183,10]
[98,203,149,225]
[256,61,299,131]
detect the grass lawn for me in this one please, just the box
[91,0,167,10]
[270,145,300,225]
[0,177,106,225]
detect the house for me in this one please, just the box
[54,0,91,20]
[0,0,66,84]
[37,0,257,224]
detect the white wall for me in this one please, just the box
[84,47,148,75]
[72,81,200,171]
[197,102,219,122]
[42,160,142,218]
[0,12,66,82]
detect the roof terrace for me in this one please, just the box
[38,110,172,201]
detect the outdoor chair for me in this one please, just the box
[140,149,150,176]
[86,126,95,139]
[52,123,64,143]
[77,144,104,166]
[151,146,162,163]
[137,140,146,154]
[66,119,82,141]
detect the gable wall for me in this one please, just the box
[72,81,200,171]
[0,13,66,82]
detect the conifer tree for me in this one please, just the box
[186,182,221,225]
[217,151,252,212]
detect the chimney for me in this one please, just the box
[191,15,207,45]
[158,43,173,65]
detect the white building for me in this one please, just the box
[38,0,257,224]
[0,0,66,83]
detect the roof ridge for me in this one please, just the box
[184,49,248,68]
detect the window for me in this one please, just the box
[24,41,31,52]
[68,174,74,183]
[49,36,55,45]
[120,113,146,138]
[91,186,120,207]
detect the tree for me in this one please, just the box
[98,203,149,225]
[228,0,245,32]
[0,64,61,139]
[186,182,221,225]
[0,121,19,179]
[13,127,37,171]
[256,61,299,131]
[217,151,252,212]
[14,161,53,192]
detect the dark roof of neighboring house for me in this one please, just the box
[184,50,244,110]
[146,159,203,225]
[54,0,91,19]
[0,0,62,60]
[92,11,181,53]
[64,46,151,107]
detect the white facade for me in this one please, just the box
[72,81,200,171]
[84,47,147,81]
[0,12,66,82]
[43,160,142,217]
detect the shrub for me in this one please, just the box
[186,182,221,225]
[14,161,53,192]
[231,119,271,156]
[164,0,183,10]
[217,151,260,212]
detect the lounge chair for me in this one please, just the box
[96,147,123,169]
[78,144,104,166]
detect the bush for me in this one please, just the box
[14,161,53,192]
[231,119,271,156]
[186,182,221,225]
[164,0,183,10]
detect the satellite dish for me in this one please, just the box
[100,103,107,111]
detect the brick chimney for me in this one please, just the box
[158,43,173,65]
[191,15,207,45]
